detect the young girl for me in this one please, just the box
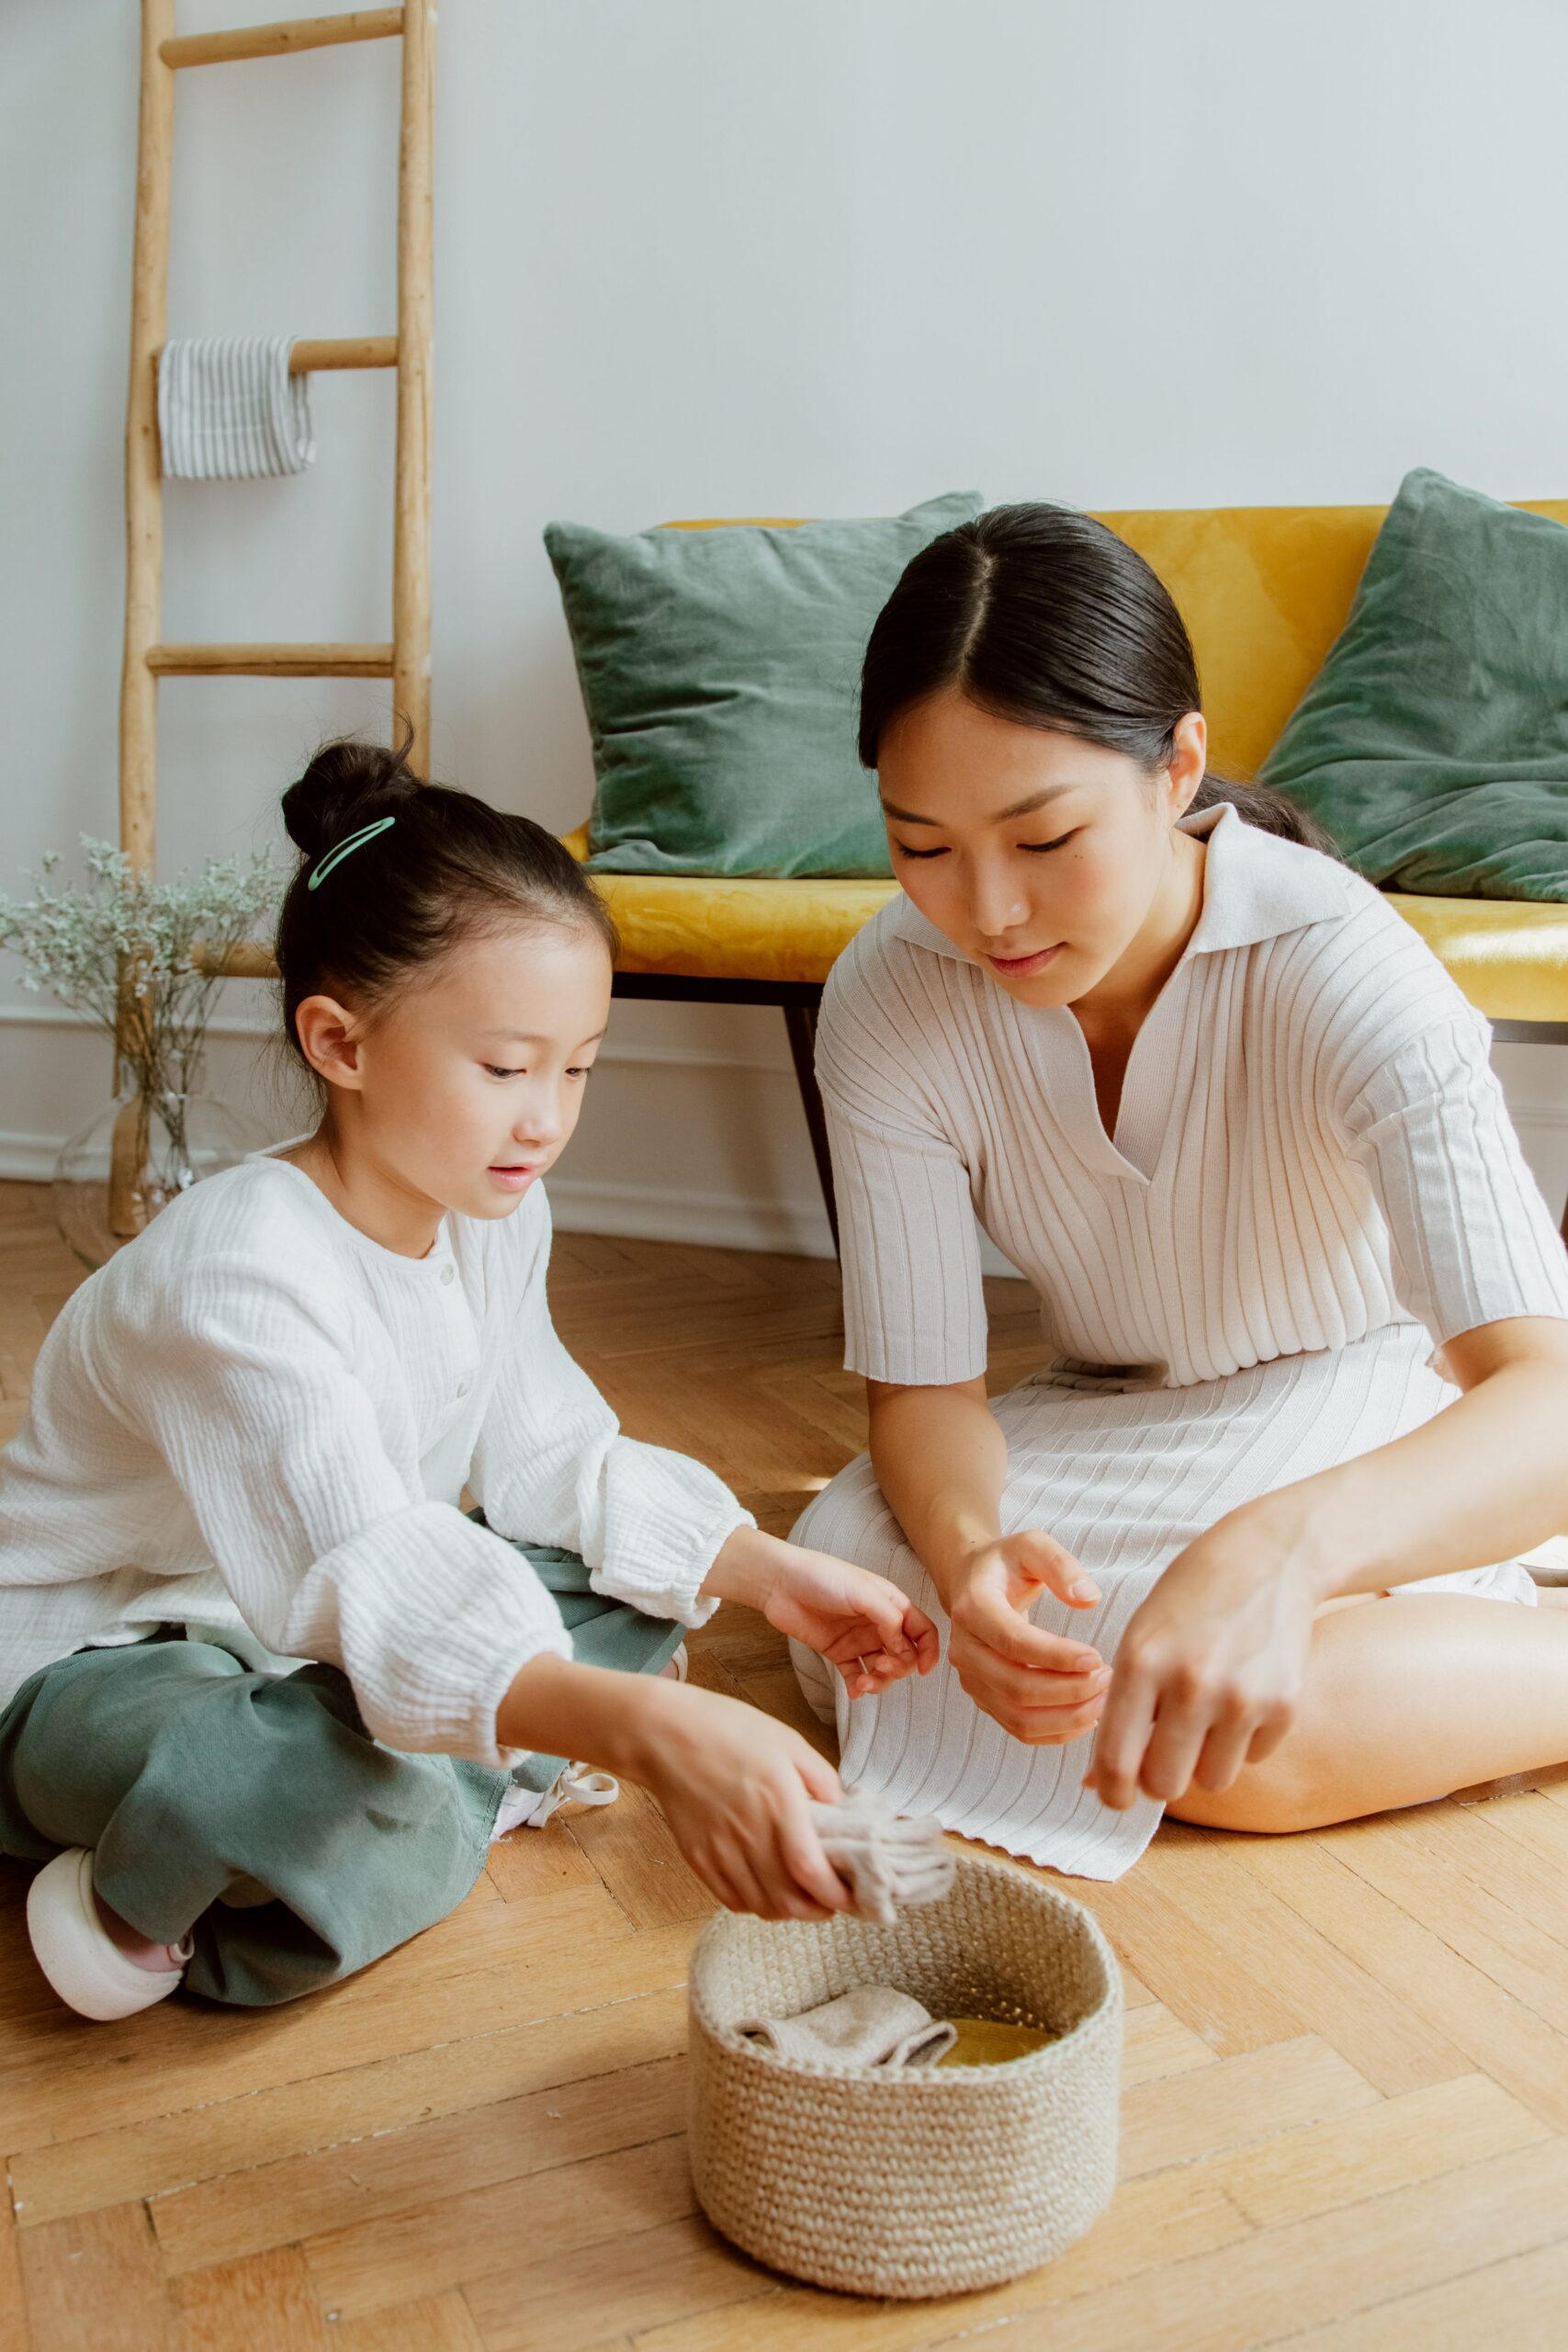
[790,502,1568,1881]
[0,740,936,2018]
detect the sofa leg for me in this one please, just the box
[783,1001,839,1255]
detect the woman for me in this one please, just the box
[790,502,1568,1881]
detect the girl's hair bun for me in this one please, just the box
[281,734,422,865]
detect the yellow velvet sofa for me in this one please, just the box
[568,505,1568,1244]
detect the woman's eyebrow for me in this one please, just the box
[880,782,1079,826]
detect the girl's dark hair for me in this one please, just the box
[859,503,1335,854]
[275,734,618,1069]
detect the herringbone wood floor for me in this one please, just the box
[2,1179,1568,2350]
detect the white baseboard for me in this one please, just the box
[547,1172,837,1260]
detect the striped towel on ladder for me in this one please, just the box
[157,335,316,481]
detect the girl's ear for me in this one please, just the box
[1165,711,1208,820]
[294,994,366,1091]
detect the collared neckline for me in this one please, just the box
[880,801,1356,969]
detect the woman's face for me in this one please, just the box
[876,686,1206,1008]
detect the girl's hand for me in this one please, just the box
[629,1680,855,1920]
[944,1532,1109,1745]
[761,1544,941,1698]
[1087,1511,1315,1811]
[704,1526,939,1698]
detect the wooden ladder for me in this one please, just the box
[119,4,436,892]
[107,4,434,1230]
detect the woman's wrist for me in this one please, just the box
[1213,1489,1348,1605]
[923,1514,1005,1610]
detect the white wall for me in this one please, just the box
[5,0,1568,1251]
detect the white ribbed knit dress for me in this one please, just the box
[790,806,1568,1880]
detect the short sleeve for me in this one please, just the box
[817,956,987,1385]
[1337,1009,1568,1349]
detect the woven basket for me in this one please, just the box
[687,1852,1122,2299]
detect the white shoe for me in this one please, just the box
[491,1758,623,1838]
[670,1643,689,1683]
[26,1848,193,2022]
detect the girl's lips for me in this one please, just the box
[488,1164,539,1193]
[986,943,1062,977]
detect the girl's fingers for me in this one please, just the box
[778,1792,855,1913]
[793,1747,842,1805]
[716,1838,783,1920]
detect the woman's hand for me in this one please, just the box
[1086,1509,1317,1811]
[705,1526,940,1698]
[628,1679,856,1920]
[943,1532,1109,1744]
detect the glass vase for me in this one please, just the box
[52,1080,271,1271]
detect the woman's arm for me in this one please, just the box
[866,1376,1111,1742]
[1089,1315,1568,1811]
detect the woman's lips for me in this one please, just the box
[488,1163,539,1193]
[985,943,1063,977]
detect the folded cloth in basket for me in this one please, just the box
[809,1788,955,1927]
[738,1983,957,2068]
[157,335,315,480]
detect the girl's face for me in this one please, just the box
[877,686,1207,1008]
[300,920,613,1225]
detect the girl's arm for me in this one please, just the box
[1089,1315,1568,1811]
[497,1651,855,1920]
[699,1521,940,1697]
[865,1375,1110,1743]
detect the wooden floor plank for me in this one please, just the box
[11,1988,687,2233]
[331,2292,488,2352]
[302,2134,695,2323]
[1268,2234,1568,2349]
[16,2204,175,2352]
[625,2169,1251,2352]
[1071,1868,1309,2056]
[1181,2070,1550,2233]
[1239,1837,1568,2132]
[152,2056,687,2278]
[0,1904,694,2155]
[1120,2036,1375,2180]
[1141,1827,1469,2096]
[915,2139,1568,2352]
[172,2245,330,2351]
[463,2217,766,2352]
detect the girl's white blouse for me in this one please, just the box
[0,1162,751,1767]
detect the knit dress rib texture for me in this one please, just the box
[790,805,1568,1880]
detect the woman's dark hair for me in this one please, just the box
[275,734,618,1069]
[859,503,1335,853]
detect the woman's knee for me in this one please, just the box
[1165,1745,1339,1837]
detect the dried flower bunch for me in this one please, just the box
[0,839,279,1103]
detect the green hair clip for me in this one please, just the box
[307,814,396,891]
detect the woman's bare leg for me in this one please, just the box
[1168,1590,1568,1835]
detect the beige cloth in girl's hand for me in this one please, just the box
[808,1788,955,1927]
[739,1983,957,2067]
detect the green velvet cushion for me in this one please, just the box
[1259,469,1568,899]
[546,492,983,878]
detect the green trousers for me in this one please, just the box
[0,1540,682,2008]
